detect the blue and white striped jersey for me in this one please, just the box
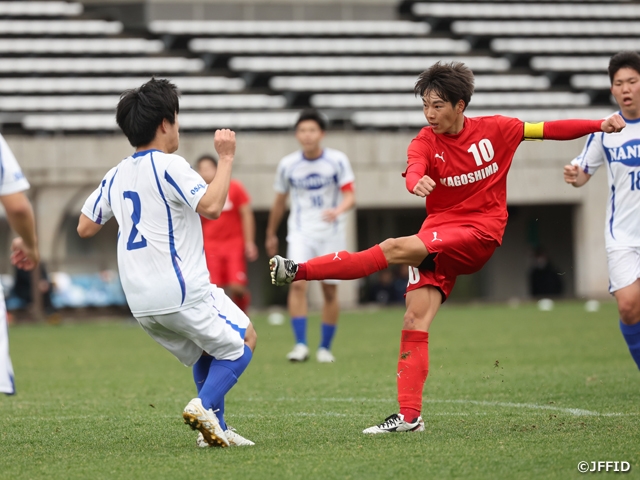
[572,114,640,249]
[82,149,211,316]
[274,148,355,240]
[0,134,29,197]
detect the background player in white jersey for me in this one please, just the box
[77,79,257,447]
[0,134,39,396]
[564,51,640,370]
[266,109,355,363]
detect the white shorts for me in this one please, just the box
[287,232,346,285]
[607,248,640,293]
[135,285,249,367]
[0,291,15,395]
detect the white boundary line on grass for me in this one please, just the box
[244,397,632,417]
[39,411,486,421]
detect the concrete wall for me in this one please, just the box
[2,131,609,304]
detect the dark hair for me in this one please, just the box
[608,51,640,83]
[196,154,217,167]
[295,108,326,131]
[116,78,180,147]
[414,61,474,111]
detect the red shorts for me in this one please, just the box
[407,224,498,301]
[205,245,248,287]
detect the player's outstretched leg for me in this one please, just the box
[270,245,389,286]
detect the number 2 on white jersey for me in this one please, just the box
[467,139,495,166]
[123,191,147,251]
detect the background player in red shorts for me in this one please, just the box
[197,155,258,313]
[270,62,625,435]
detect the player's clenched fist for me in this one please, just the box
[413,175,436,197]
[601,114,626,133]
[563,164,580,185]
[214,129,236,159]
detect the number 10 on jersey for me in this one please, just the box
[467,139,495,166]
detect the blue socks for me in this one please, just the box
[320,323,337,350]
[195,345,253,431]
[291,316,307,345]
[292,317,337,350]
[192,355,212,394]
[619,320,640,370]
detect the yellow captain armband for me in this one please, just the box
[523,122,544,141]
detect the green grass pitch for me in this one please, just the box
[1,301,639,479]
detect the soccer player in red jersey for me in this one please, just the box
[270,62,626,434]
[197,155,258,313]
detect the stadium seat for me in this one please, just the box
[0,20,123,35]
[189,38,470,54]
[229,56,510,72]
[412,2,640,18]
[0,77,245,93]
[0,95,287,111]
[453,20,640,36]
[312,92,589,109]
[0,39,164,54]
[0,58,205,73]
[570,74,611,90]
[270,75,549,92]
[493,38,640,54]
[22,112,300,131]
[0,1,82,16]
[531,56,610,71]
[150,20,430,36]
[352,108,615,128]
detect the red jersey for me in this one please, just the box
[201,179,250,249]
[405,115,524,244]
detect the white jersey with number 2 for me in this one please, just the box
[572,115,640,249]
[82,149,211,316]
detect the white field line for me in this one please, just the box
[36,412,484,422]
[242,397,632,417]
[6,398,635,420]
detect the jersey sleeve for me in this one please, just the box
[163,157,208,211]
[0,134,30,196]
[233,180,250,207]
[337,153,355,188]
[273,159,289,194]
[571,132,605,175]
[81,167,116,225]
[495,116,525,150]
[404,136,431,192]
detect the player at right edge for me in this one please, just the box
[564,51,640,371]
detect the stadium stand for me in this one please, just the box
[0,0,625,132]
[0,1,288,132]
[150,20,431,36]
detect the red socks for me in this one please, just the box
[397,330,429,421]
[294,245,388,281]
